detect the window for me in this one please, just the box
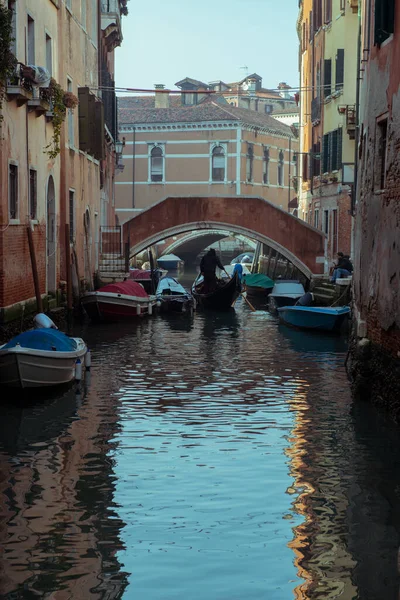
[8,1,16,55]
[309,11,313,41]
[69,190,75,242]
[278,150,284,186]
[376,118,388,189]
[212,146,225,182]
[335,49,345,90]
[322,128,343,172]
[314,208,319,229]
[45,34,52,76]
[324,210,329,235]
[302,153,309,182]
[324,59,332,97]
[27,15,35,65]
[67,78,74,147]
[246,144,254,182]
[375,0,395,45]
[340,0,346,11]
[313,142,320,177]
[325,0,332,23]
[81,0,87,29]
[9,164,18,220]
[66,0,72,10]
[150,146,163,182]
[265,104,273,114]
[29,169,37,219]
[183,92,197,106]
[263,147,270,184]
[313,0,322,31]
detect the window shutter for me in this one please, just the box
[335,49,345,90]
[337,128,343,170]
[324,59,332,97]
[325,0,332,23]
[328,131,333,172]
[309,11,313,40]
[308,148,313,179]
[375,0,395,45]
[331,129,338,171]
[323,134,329,173]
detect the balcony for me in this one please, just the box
[311,97,321,126]
[6,63,34,106]
[101,0,129,50]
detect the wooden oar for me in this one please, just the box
[232,292,257,311]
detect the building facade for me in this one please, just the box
[349,0,400,413]
[0,0,124,323]
[297,0,357,264]
[116,91,299,225]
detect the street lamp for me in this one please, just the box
[115,137,125,156]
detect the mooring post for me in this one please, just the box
[27,226,43,314]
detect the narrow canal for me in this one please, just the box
[1,295,400,598]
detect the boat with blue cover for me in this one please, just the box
[0,327,87,388]
[277,305,351,333]
[156,276,194,313]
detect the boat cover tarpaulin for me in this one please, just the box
[99,281,149,298]
[156,277,187,295]
[3,329,77,351]
[129,269,151,280]
[244,274,274,288]
[158,254,182,262]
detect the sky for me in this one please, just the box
[115,0,300,93]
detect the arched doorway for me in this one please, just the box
[46,176,56,293]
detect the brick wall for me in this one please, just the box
[0,223,46,308]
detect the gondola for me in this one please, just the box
[192,272,239,311]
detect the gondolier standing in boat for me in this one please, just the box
[200,248,229,292]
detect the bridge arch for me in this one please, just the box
[122,196,326,279]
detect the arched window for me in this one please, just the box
[246,144,254,182]
[150,146,163,182]
[278,150,284,186]
[212,146,225,181]
[263,147,270,184]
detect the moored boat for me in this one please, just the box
[268,280,306,312]
[243,273,274,302]
[156,276,194,313]
[129,267,166,294]
[157,254,184,270]
[81,280,157,322]
[0,328,87,388]
[277,305,351,332]
[192,273,239,311]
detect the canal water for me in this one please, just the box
[1,293,400,598]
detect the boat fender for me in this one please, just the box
[148,302,153,315]
[75,358,82,381]
[34,313,58,329]
[156,300,162,308]
[84,349,91,370]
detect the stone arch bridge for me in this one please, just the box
[122,196,326,279]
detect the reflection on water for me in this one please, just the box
[0,300,400,598]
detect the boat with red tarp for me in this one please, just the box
[81,280,157,322]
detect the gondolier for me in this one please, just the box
[200,249,229,292]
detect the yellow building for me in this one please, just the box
[298,0,358,263]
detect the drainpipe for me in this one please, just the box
[132,126,136,208]
[352,4,362,220]
[288,136,292,209]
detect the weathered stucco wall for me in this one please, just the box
[349,3,400,417]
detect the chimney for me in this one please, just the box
[155,84,170,108]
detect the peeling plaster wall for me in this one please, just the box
[350,3,400,416]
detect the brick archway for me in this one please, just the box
[122,196,326,277]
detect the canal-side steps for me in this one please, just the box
[310,277,352,306]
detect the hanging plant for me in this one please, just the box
[63,91,78,109]
[44,79,78,159]
[0,4,17,122]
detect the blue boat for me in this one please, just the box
[277,306,350,332]
[157,254,184,270]
[0,327,87,388]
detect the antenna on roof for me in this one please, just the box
[240,66,249,77]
